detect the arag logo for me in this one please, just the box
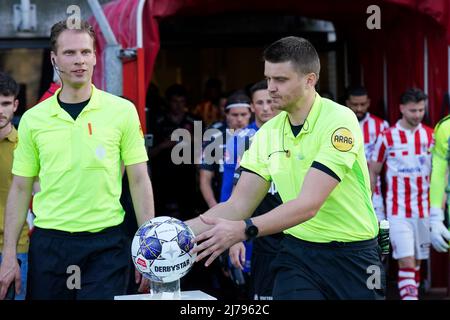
[331,127,354,152]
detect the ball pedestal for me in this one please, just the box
[150,279,181,299]
[115,275,216,300]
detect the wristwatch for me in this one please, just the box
[244,218,259,241]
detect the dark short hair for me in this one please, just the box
[50,20,96,53]
[0,72,20,98]
[225,90,251,112]
[249,80,268,100]
[263,36,320,77]
[165,84,188,100]
[347,86,368,99]
[400,88,427,105]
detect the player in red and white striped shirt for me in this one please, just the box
[346,86,389,222]
[370,88,433,300]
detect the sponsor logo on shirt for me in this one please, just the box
[331,127,354,152]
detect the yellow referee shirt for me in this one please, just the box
[13,85,148,232]
[430,115,450,210]
[240,94,378,242]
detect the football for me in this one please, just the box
[131,216,197,283]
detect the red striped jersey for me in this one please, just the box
[360,113,390,161]
[360,113,389,197]
[371,121,434,218]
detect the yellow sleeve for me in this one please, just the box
[314,111,362,180]
[239,129,271,181]
[120,103,148,166]
[12,116,40,177]
[430,120,449,209]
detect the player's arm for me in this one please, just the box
[368,133,387,193]
[199,169,218,208]
[369,161,383,193]
[252,167,337,236]
[430,154,448,210]
[125,162,154,292]
[0,175,34,299]
[430,123,448,211]
[188,171,270,235]
[191,167,338,266]
[126,162,155,226]
[429,123,450,252]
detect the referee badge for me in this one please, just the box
[331,127,354,152]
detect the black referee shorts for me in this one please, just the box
[250,251,277,300]
[27,224,129,300]
[271,235,386,300]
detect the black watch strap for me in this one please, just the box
[244,218,258,241]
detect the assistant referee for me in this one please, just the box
[429,115,450,252]
[189,36,385,300]
[0,20,154,300]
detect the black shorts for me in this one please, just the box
[271,235,386,300]
[27,224,129,300]
[250,251,277,300]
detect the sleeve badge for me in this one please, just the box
[331,127,354,152]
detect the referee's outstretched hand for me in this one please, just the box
[191,215,246,267]
[0,256,21,300]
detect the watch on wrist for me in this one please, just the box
[244,218,259,241]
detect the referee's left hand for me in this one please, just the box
[191,215,246,267]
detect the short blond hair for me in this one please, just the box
[50,20,96,53]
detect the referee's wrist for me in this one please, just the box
[241,220,246,241]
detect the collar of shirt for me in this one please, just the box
[283,93,322,139]
[5,126,17,143]
[48,84,102,119]
[247,121,259,131]
[395,120,422,134]
[359,112,370,124]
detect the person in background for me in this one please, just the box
[346,86,389,222]
[370,88,433,300]
[150,84,197,220]
[227,80,283,300]
[0,72,29,300]
[0,20,154,300]
[199,91,251,209]
[193,78,224,126]
[428,114,450,253]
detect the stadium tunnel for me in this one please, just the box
[90,0,450,293]
[91,0,450,130]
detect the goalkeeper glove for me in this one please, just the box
[430,207,450,252]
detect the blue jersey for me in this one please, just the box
[220,122,258,202]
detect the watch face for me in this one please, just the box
[246,225,258,238]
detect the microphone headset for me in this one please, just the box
[52,58,63,73]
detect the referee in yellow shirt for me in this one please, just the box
[0,20,155,300]
[429,115,450,252]
[188,36,385,299]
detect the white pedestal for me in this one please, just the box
[114,290,217,300]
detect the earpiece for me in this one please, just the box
[52,58,62,73]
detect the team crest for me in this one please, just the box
[331,127,354,152]
[418,155,427,166]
